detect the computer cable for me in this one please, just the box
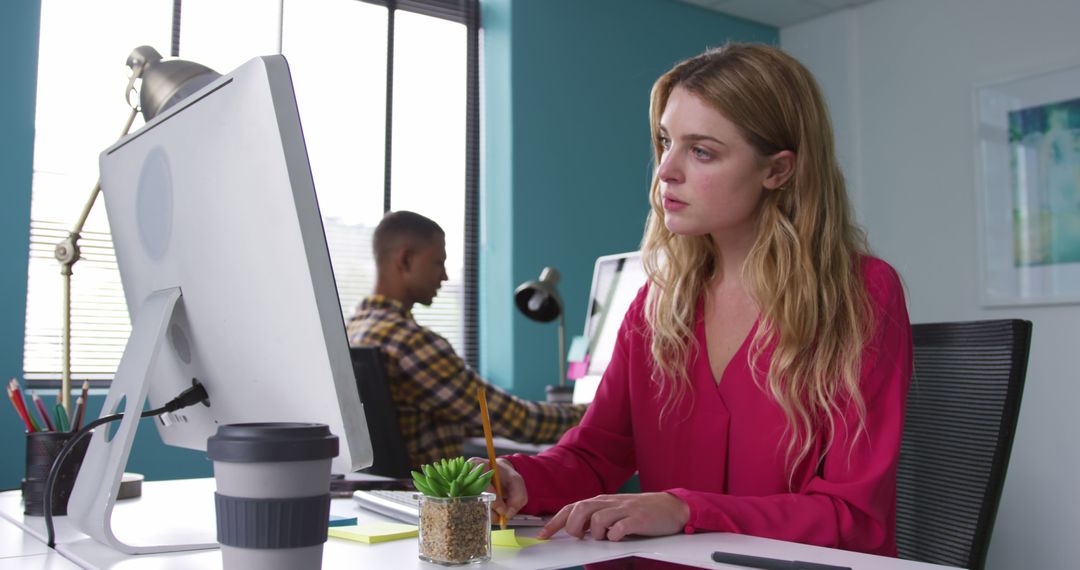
[44,381,210,548]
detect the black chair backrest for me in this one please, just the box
[349,346,412,478]
[896,319,1032,570]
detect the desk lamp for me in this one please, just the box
[514,267,573,403]
[53,46,219,411]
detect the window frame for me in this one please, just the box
[23,0,480,388]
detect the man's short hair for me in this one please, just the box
[373,211,445,265]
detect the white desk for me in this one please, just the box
[0,478,963,570]
[0,515,80,569]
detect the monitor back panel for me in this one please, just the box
[574,251,647,404]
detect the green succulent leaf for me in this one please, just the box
[463,469,494,496]
[454,457,468,477]
[420,464,449,496]
[459,463,483,488]
[414,457,494,498]
[429,461,447,480]
[413,478,435,497]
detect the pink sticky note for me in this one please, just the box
[566,355,590,380]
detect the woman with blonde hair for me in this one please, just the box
[483,43,911,555]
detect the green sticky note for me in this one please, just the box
[328,522,419,544]
[492,529,546,548]
[567,335,589,362]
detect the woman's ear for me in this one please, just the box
[764,150,796,190]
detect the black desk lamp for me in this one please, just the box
[514,267,573,403]
[53,46,219,410]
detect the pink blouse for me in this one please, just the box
[507,257,911,556]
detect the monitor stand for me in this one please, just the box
[66,287,218,554]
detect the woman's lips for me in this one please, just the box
[663,195,687,211]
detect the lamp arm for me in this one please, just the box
[558,313,566,388]
[71,104,140,238]
[54,105,141,412]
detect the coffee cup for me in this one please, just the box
[545,384,575,404]
[207,423,338,570]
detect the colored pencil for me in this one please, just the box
[6,384,35,432]
[80,380,89,411]
[67,396,77,428]
[75,380,89,430]
[9,380,40,432]
[73,396,86,431]
[31,392,56,431]
[54,402,70,432]
[475,385,506,530]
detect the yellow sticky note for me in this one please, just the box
[492,529,547,548]
[328,522,419,544]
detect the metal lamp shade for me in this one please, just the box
[127,46,221,122]
[514,267,563,323]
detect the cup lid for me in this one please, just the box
[207,422,339,463]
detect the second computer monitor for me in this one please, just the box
[574,251,648,404]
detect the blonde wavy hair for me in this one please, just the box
[641,43,873,474]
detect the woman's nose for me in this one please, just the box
[657,151,682,184]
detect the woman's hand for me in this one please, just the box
[467,456,528,521]
[538,492,690,541]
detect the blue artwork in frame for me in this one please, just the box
[976,62,1080,306]
[1007,97,1080,267]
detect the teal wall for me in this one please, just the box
[0,2,210,489]
[479,0,777,399]
[479,0,516,393]
[1,0,40,490]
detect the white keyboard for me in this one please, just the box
[353,490,548,527]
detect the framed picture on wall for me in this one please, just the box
[975,62,1080,306]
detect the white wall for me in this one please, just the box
[783,1,1080,568]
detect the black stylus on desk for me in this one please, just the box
[711,551,853,570]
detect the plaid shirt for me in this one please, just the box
[346,295,586,469]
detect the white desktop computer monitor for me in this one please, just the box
[67,55,373,554]
[573,251,648,405]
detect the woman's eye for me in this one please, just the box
[658,136,671,150]
[692,146,712,159]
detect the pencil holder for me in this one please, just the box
[21,430,89,516]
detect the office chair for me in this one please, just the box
[349,346,412,478]
[896,319,1032,570]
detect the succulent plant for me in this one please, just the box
[412,456,494,498]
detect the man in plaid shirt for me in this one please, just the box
[347,211,587,469]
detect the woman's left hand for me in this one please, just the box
[537,492,690,541]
